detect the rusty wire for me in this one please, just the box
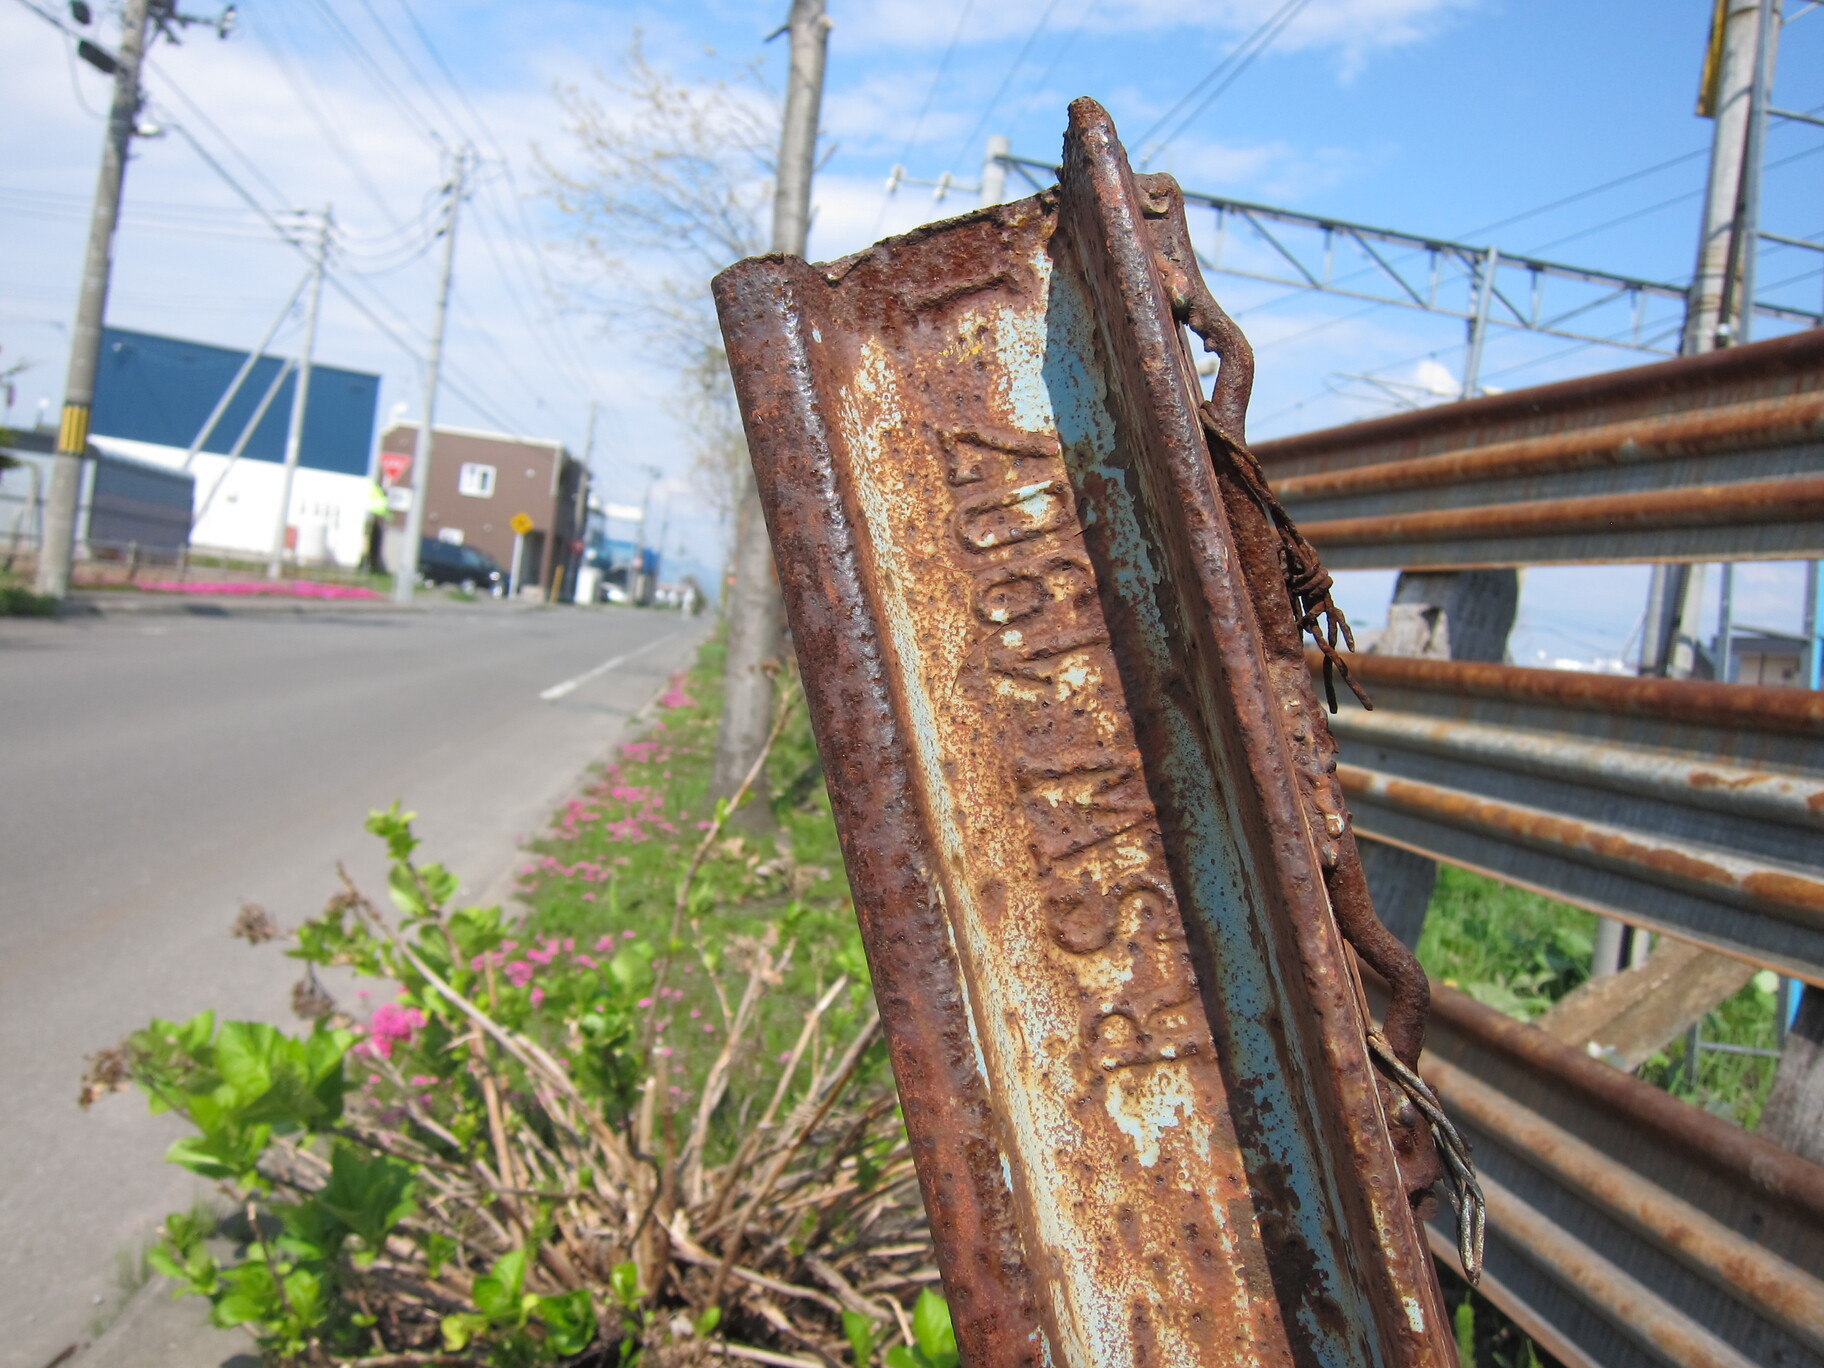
[1198,403,1371,714]
[1368,1029,1486,1284]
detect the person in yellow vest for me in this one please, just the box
[360,481,389,575]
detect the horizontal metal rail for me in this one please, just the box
[1380,975,1824,1368]
[1257,328,1824,568]
[1322,650,1824,982]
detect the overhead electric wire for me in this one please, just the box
[1134,0,1313,166]
[383,0,603,408]
[879,0,979,224]
[159,111,522,436]
[247,11,405,231]
[947,0,1069,172]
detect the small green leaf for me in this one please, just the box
[843,1309,876,1365]
[911,1288,957,1367]
[696,1305,723,1339]
[609,1260,640,1309]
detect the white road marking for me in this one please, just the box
[538,631,678,701]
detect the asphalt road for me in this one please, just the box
[0,600,706,1368]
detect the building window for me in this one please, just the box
[458,463,496,498]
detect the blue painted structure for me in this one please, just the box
[91,327,380,477]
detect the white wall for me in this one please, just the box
[89,436,373,568]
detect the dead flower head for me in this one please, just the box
[292,974,337,1023]
[78,1045,132,1110]
[231,903,280,945]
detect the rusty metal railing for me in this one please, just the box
[1255,329,1824,570]
[1315,649,1824,985]
[717,98,1465,1368]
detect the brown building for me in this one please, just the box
[380,423,586,595]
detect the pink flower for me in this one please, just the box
[656,1046,673,1058]
[703,1023,716,1034]
[410,1074,436,1086]
[576,954,597,969]
[595,935,616,951]
[563,938,575,952]
[622,929,636,938]
[657,679,696,709]
[359,1003,426,1060]
[504,960,534,988]
[582,893,596,903]
[689,1009,700,1020]
[530,987,545,1007]
[637,997,653,1009]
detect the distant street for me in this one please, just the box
[0,601,705,1368]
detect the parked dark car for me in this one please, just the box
[418,538,504,595]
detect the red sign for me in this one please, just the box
[379,451,411,484]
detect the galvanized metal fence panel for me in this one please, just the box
[1320,650,1824,984]
[1372,976,1824,1368]
[716,98,1454,1368]
[1256,330,1824,569]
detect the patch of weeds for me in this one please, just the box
[0,581,57,616]
[1637,969,1783,1128]
[1415,866,1595,1020]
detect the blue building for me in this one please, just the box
[91,326,380,476]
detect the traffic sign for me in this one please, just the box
[379,451,411,484]
[509,512,534,535]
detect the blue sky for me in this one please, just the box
[2,0,1820,657]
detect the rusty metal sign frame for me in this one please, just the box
[716,99,1462,1368]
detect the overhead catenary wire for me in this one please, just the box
[1135,0,1314,167]
[947,0,1070,173]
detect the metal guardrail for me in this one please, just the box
[1255,329,1824,568]
[718,98,1456,1368]
[1320,650,1824,985]
[1373,975,1824,1368]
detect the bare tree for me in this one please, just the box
[544,14,827,826]
[541,40,773,528]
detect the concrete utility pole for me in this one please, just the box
[710,0,829,808]
[268,208,329,579]
[980,134,1010,207]
[36,0,152,599]
[1684,0,1767,353]
[393,148,468,606]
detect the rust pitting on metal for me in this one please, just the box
[715,98,1460,1368]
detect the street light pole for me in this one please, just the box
[393,147,468,606]
[36,0,153,598]
[268,207,329,579]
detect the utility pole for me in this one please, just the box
[36,0,152,599]
[393,148,468,606]
[268,208,329,579]
[1722,0,1780,346]
[1684,0,1767,352]
[980,133,1010,207]
[710,0,829,807]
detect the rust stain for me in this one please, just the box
[1311,647,1824,737]
[716,97,1457,1368]
[1337,764,1824,925]
[1299,475,1824,549]
[1271,392,1824,503]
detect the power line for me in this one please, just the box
[1134,0,1313,166]
[947,0,1069,172]
[888,0,978,191]
[247,9,405,231]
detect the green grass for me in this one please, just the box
[0,580,56,616]
[512,635,879,1159]
[1415,864,1783,1127]
[1415,866,1596,1019]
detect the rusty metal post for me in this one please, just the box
[715,98,1456,1368]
